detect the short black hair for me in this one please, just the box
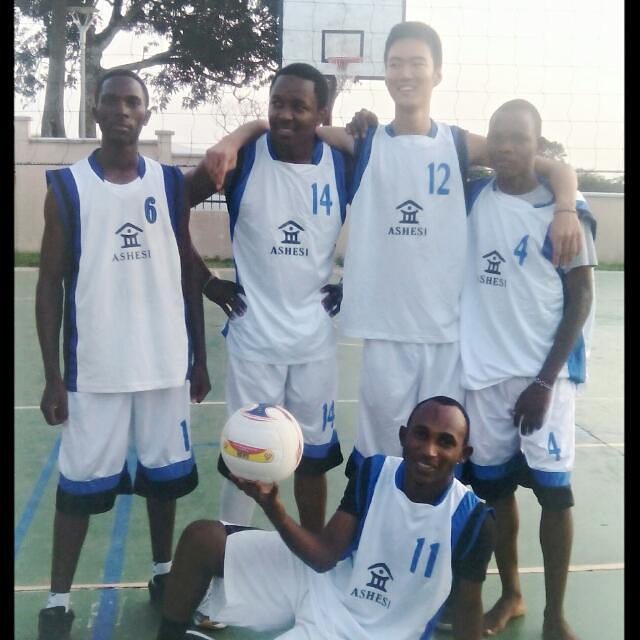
[95,69,150,107]
[270,63,329,110]
[491,99,542,138]
[407,396,470,444]
[384,21,443,69]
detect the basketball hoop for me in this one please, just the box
[326,56,362,93]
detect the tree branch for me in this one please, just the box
[106,51,175,72]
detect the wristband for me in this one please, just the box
[553,208,577,215]
[534,377,553,390]
[202,274,217,293]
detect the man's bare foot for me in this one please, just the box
[542,618,579,640]
[483,594,526,636]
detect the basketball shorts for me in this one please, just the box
[205,529,319,639]
[353,340,464,460]
[465,378,576,507]
[223,354,343,475]
[56,383,197,515]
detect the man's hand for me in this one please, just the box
[204,278,247,319]
[229,475,285,519]
[345,109,378,138]
[204,139,240,193]
[190,361,211,403]
[512,382,552,435]
[320,283,342,317]
[40,379,68,426]
[549,210,581,267]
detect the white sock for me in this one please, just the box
[46,592,70,611]
[218,478,256,525]
[152,560,172,577]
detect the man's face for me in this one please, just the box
[400,402,470,492]
[268,75,325,146]
[93,76,150,145]
[384,37,442,109]
[487,109,539,181]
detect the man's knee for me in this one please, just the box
[179,520,227,575]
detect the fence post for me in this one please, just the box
[155,129,174,164]
[15,116,32,166]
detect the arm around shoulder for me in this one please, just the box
[185,119,269,206]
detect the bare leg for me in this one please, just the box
[50,510,90,593]
[540,508,578,640]
[162,520,227,623]
[294,471,327,533]
[483,493,526,636]
[146,497,176,563]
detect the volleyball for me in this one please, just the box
[220,404,304,483]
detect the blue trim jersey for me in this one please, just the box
[307,456,493,639]
[460,178,597,390]
[46,152,190,392]
[338,122,469,343]
[223,132,348,364]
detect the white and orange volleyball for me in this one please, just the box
[220,404,304,483]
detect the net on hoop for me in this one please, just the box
[326,56,362,93]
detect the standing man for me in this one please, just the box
[460,99,596,640]
[186,63,347,533]
[35,69,210,640]
[314,21,583,470]
[156,396,496,640]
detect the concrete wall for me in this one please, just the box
[15,116,624,263]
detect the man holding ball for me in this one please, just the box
[156,396,495,640]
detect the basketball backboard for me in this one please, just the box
[280,0,406,82]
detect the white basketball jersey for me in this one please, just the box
[46,154,189,392]
[339,123,467,343]
[309,457,480,639]
[460,179,596,390]
[224,133,347,363]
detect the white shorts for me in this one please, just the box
[206,529,319,639]
[57,383,196,510]
[465,377,576,485]
[354,340,464,458]
[225,354,342,473]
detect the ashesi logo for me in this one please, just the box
[270,220,309,256]
[388,200,428,237]
[349,562,394,610]
[478,250,506,287]
[113,223,151,262]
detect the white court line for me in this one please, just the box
[14,562,625,592]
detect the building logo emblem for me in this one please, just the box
[483,250,506,275]
[366,563,393,592]
[349,562,393,609]
[279,220,304,244]
[478,250,507,287]
[388,200,428,237]
[271,220,309,256]
[116,223,143,249]
[113,223,151,262]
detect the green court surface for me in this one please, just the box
[14,268,624,640]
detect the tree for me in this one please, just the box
[577,171,624,193]
[539,137,567,163]
[15,1,279,138]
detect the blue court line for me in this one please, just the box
[91,449,136,640]
[14,437,60,559]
